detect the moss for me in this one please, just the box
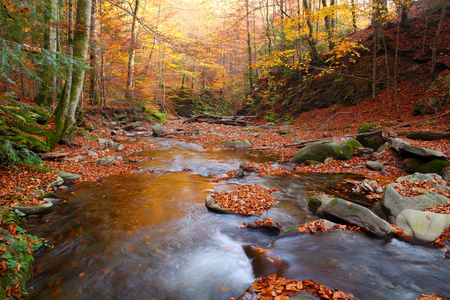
[327,199,338,210]
[357,123,382,150]
[416,160,450,174]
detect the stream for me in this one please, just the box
[25,136,450,300]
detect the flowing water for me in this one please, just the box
[25,137,450,300]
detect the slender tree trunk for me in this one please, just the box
[372,0,385,99]
[351,0,357,30]
[303,0,321,61]
[36,0,58,108]
[322,0,334,50]
[431,0,447,74]
[52,0,92,146]
[246,0,254,90]
[89,0,99,105]
[125,0,141,100]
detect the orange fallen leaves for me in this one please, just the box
[210,184,279,216]
[250,274,357,300]
[297,220,363,235]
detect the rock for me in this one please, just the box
[242,126,254,131]
[443,170,450,180]
[376,173,450,222]
[234,168,245,178]
[239,162,260,171]
[402,158,424,172]
[357,122,382,150]
[322,198,394,238]
[416,159,450,175]
[387,137,448,160]
[278,125,291,135]
[289,139,362,164]
[396,209,450,244]
[375,187,384,194]
[14,187,25,192]
[87,150,99,157]
[221,140,252,148]
[152,124,166,136]
[361,179,378,193]
[95,156,118,166]
[265,122,276,127]
[97,138,115,147]
[48,176,64,188]
[116,144,124,151]
[122,121,143,131]
[366,161,384,171]
[13,201,53,215]
[356,147,374,157]
[308,194,334,216]
[65,156,85,162]
[205,194,233,214]
[57,170,82,184]
[324,157,333,163]
[377,142,389,152]
[246,219,281,234]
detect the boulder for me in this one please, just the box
[322,198,394,238]
[396,209,450,243]
[416,159,450,175]
[221,140,252,148]
[48,176,64,188]
[402,157,424,172]
[387,138,448,160]
[13,201,53,215]
[152,124,166,136]
[205,194,233,214]
[122,121,143,131]
[95,156,119,166]
[97,138,115,147]
[357,122,382,150]
[57,170,82,184]
[366,161,384,171]
[278,125,291,135]
[289,139,362,164]
[239,162,260,171]
[376,173,450,222]
[308,194,334,216]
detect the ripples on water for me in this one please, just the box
[26,138,450,299]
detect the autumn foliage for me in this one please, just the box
[210,184,280,216]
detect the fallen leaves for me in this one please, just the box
[210,184,280,216]
[297,220,363,235]
[250,274,357,300]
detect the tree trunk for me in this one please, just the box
[125,0,141,100]
[371,0,385,99]
[351,0,357,30]
[35,0,58,108]
[89,0,100,105]
[322,0,334,50]
[431,0,447,74]
[303,0,321,61]
[246,0,254,90]
[52,0,92,146]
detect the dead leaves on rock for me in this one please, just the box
[210,184,280,216]
[297,220,363,235]
[249,274,357,300]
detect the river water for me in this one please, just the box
[26,137,450,299]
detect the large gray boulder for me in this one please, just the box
[221,140,252,148]
[387,137,448,160]
[322,198,394,238]
[152,124,166,136]
[375,173,450,222]
[289,139,362,164]
[308,194,334,216]
[396,209,450,244]
[205,194,233,214]
[57,170,82,184]
[95,156,120,166]
[13,201,53,215]
[122,121,143,131]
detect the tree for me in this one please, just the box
[35,0,58,108]
[52,0,92,145]
[89,0,100,105]
[125,0,141,100]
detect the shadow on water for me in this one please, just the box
[25,138,450,299]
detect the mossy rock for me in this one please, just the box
[357,122,382,150]
[416,160,450,175]
[289,139,362,164]
[0,229,33,299]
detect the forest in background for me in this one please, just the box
[2,0,446,124]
